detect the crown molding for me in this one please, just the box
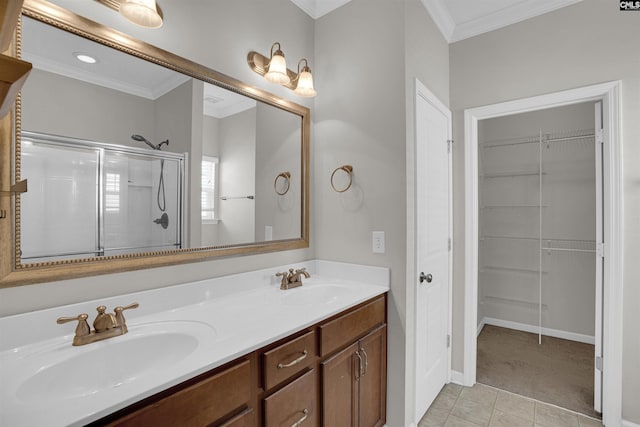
[23,52,189,100]
[419,0,456,42]
[449,0,584,43]
[289,0,352,19]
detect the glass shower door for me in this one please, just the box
[102,151,182,254]
[20,139,100,261]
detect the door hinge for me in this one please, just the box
[596,356,603,371]
[446,334,451,348]
[447,139,453,153]
[596,129,604,145]
[448,238,452,251]
[596,242,605,258]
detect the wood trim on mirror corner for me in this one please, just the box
[0,0,310,287]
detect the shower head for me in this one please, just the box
[131,134,168,150]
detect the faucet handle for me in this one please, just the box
[276,271,289,288]
[57,313,91,338]
[115,302,140,312]
[114,302,139,332]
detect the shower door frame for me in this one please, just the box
[462,81,622,426]
[20,131,186,260]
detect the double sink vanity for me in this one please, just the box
[0,2,390,425]
[0,260,389,426]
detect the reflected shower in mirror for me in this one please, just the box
[18,15,303,264]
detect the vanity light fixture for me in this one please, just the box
[247,43,317,98]
[119,0,163,29]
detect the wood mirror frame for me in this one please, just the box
[0,0,310,287]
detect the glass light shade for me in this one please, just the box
[294,70,317,98]
[120,0,163,29]
[265,53,290,85]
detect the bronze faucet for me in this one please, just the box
[57,303,139,346]
[276,268,311,290]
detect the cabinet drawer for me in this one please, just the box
[263,330,316,390]
[219,408,254,427]
[106,359,251,427]
[264,369,317,427]
[319,295,385,357]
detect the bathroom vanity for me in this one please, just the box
[0,261,389,427]
[96,295,386,427]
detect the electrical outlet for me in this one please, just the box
[372,231,385,254]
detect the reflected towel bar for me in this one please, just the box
[220,195,254,200]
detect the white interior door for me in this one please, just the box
[414,81,452,422]
[594,101,604,413]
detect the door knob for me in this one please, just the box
[419,272,433,283]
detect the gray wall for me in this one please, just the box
[21,68,155,145]
[254,102,302,241]
[217,108,257,245]
[314,0,449,424]
[449,0,640,422]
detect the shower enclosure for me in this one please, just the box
[20,131,185,262]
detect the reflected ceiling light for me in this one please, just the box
[293,59,316,98]
[247,43,316,98]
[119,0,163,29]
[264,42,290,85]
[73,52,97,64]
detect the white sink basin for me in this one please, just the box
[14,321,215,402]
[280,284,355,306]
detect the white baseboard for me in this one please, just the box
[450,370,465,385]
[622,420,640,427]
[477,318,486,337]
[478,317,595,345]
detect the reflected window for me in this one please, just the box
[105,172,120,213]
[201,156,219,223]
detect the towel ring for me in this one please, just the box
[331,165,353,193]
[274,171,291,195]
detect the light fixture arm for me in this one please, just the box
[294,58,310,82]
[270,42,283,61]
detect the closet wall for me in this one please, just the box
[478,101,597,342]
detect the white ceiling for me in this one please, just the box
[290,0,583,42]
[22,16,255,119]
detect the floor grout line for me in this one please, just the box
[477,381,602,422]
[421,382,603,427]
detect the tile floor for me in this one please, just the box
[419,383,603,427]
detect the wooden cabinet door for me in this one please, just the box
[321,342,359,427]
[357,325,387,427]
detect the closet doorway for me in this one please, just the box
[463,81,623,425]
[476,101,600,417]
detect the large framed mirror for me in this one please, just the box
[0,0,309,286]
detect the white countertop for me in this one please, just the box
[0,260,389,427]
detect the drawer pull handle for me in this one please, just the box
[278,350,308,369]
[355,351,363,380]
[360,347,369,376]
[291,408,309,427]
